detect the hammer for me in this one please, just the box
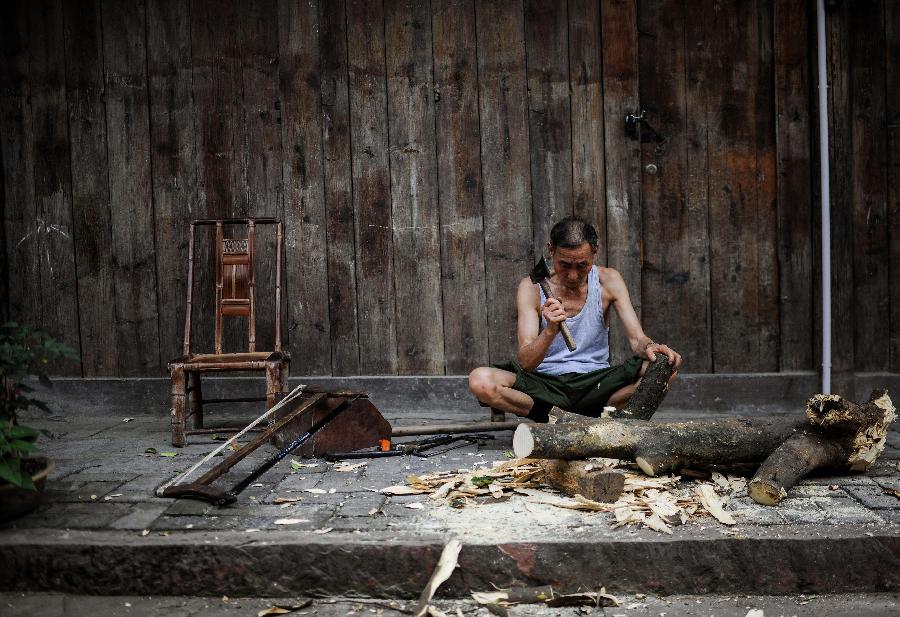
[529,256,577,351]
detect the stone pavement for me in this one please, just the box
[1,378,899,598]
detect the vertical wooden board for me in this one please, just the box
[681,0,714,371]
[848,0,889,371]
[347,0,398,373]
[147,0,198,363]
[102,0,161,374]
[29,0,81,374]
[385,0,445,374]
[190,0,243,352]
[63,0,116,375]
[524,0,573,253]
[476,0,534,364]
[0,2,41,331]
[754,0,780,370]
[825,0,855,393]
[239,0,282,353]
[887,1,900,369]
[432,0,489,373]
[319,0,360,375]
[601,0,642,363]
[0,144,6,322]
[773,0,813,370]
[636,0,709,371]
[704,0,765,371]
[568,0,607,256]
[278,0,331,373]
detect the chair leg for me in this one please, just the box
[265,361,281,413]
[188,371,204,430]
[170,365,187,447]
[279,361,290,396]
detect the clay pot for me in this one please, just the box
[0,457,55,522]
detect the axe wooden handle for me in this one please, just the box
[538,280,577,352]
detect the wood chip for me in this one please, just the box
[382,485,427,495]
[273,518,309,525]
[414,539,462,617]
[696,484,736,525]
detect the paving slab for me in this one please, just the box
[1,381,899,598]
[0,592,897,617]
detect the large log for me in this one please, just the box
[514,416,806,475]
[749,391,896,505]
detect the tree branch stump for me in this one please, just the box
[607,352,674,419]
[538,460,625,502]
[749,391,896,505]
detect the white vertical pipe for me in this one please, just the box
[817,0,832,394]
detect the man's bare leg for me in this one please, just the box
[468,367,534,417]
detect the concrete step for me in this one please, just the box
[2,524,899,597]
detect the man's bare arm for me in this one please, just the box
[515,277,566,371]
[601,268,682,369]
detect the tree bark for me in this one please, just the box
[748,390,896,505]
[514,416,806,475]
[538,459,625,502]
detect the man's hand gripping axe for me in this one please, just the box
[529,256,577,352]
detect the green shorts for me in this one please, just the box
[493,356,644,417]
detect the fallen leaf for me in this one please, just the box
[404,502,425,510]
[140,529,150,536]
[274,518,310,525]
[122,417,134,423]
[273,496,303,504]
[382,485,427,496]
[144,447,157,455]
[103,493,122,501]
[882,487,900,499]
[313,527,333,534]
[304,488,327,494]
[290,460,319,470]
[159,452,178,457]
[257,600,312,616]
[415,539,462,617]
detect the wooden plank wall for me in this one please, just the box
[0,0,896,382]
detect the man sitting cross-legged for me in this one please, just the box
[469,216,682,422]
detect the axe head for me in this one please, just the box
[529,256,552,284]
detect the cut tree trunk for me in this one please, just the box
[749,390,896,505]
[514,416,807,475]
[607,351,674,419]
[538,459,625,502]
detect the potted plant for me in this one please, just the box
[0,322,78,521]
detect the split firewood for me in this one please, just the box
[607,352,674,419]
[538,459,625,502]
[749,390,896,505]
[513,416,807,475]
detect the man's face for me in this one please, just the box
[548,242,596,290]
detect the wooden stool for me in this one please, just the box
[168,218,290,446]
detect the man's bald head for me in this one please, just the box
[549,216,598,252]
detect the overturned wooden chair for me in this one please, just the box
[168,218,289,446]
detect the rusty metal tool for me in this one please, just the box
[529,256,577,351]
[160,394,361,506]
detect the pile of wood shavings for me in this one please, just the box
[390,458,746,534]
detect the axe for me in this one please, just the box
[529,256,577,352]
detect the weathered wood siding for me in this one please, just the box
[0,0,895,383]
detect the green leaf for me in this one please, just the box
[8,440,37,453]
[471,476,493,488]
[159,452,178,457]
[0,459,35,490]
[144,447,158,455]
[8,425,38,440]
